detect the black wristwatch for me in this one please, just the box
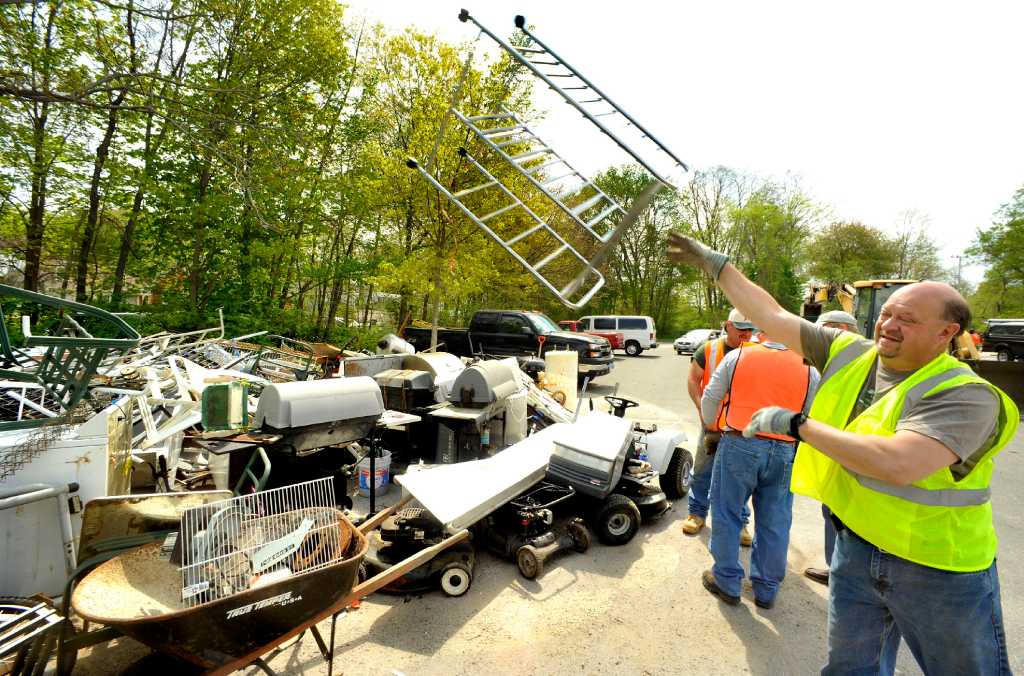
[789,413,808,441]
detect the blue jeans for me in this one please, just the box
[824,528,1011,675]
[709,434,796,602]
[688,430,750,525]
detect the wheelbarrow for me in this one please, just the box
[59,490,468,676]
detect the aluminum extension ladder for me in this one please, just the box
[453,106,627,244]
[458,9,688,189]
[407,148,605,309]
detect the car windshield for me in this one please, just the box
[527,313,560,335]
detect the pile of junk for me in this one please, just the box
[0,284,694,674]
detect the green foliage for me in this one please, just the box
[968,185,1024,319]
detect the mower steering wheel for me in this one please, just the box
[604,396,639,416]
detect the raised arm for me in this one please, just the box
[667,232,807,357]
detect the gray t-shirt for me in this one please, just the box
[799,321,999,479]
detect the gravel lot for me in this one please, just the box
[71,343,1024,675]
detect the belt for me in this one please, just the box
[722,430,795,445]
[829,513,872,547]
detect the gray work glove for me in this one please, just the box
[744,406,799,438]
[666,232,730,280]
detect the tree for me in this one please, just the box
[968,185,1024,318]
[805,221,900,284]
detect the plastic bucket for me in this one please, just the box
[357,449,391,497]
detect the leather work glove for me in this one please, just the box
[666,232,730,280]
[744,406,800,439]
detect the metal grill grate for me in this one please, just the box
[177,477,348,608]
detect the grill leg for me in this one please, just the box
[248,658,276,676]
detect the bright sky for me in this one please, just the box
[344,1,1024,283]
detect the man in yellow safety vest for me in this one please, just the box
[667,232,1017,674]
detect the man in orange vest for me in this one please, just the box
[682,309,754,543]
[699,328,817,608]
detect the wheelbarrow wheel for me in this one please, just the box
[516,545,543,580]
[440,562,472,597]
[567,518,591,553]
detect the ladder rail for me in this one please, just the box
[457,9,686,188]
[406,152,605,309]
[515,15,689,173]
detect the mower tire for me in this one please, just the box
[592,494,641,546]
[568,518,591,553]
[660,446,694,499]
[440,562,473,597]
[516,545,543,580]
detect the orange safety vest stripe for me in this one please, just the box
[700,338,726,393]
[717,343,810,441]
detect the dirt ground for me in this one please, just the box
[69,343,1024,675]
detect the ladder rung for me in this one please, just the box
[468,113,515,122]
[511,148,551,163]
[593,111,617,117]
[529,60,560,66]
[545,74,574,78]
[542,171,578,186]
[454,181,497,198]
[534,244,569,271]
[587,204,620,228]
[480,203,519,222]
[504,223,546,246]
[496,135,534,148]
[563,86,590,90]
[527,159,565,175]
[515,46,545,54]
[483,124,523,136]
[485,127,528,140]
[579,98,604,104]
[571,194,604,217]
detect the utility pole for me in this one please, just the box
[952,255,963,290]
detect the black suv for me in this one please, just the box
[981,319,1024,361]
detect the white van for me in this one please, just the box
[577,315,657,356]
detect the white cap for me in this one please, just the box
[727,308,755,330]
[817,310,858,328]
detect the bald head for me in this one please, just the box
[875,282,970,371]
[889,282,971,335]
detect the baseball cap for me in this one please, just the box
[727,308,755,330]
[816,310,857,327]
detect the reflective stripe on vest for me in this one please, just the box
[792,333,1020,572]
[717,343,810,441]
[700,338,726,393]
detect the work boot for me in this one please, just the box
[804,567,830,586]
[740,526,753,547]
[702,570,740,606]
[681,514,706,535]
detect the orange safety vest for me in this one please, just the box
[700,338,727,393]
[716,343,811,441]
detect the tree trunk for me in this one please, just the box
[76,91,124,301]
[24,108,49,292]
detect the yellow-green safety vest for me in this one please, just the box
[791,332,1020,572]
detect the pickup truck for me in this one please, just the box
[557,319,625,351]
[401,310,615,381]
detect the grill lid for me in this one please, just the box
[254,376,384,429]
[448,359,520,407]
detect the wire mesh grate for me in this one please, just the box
[177,477,348,608]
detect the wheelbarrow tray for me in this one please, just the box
[70,509,367,671]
